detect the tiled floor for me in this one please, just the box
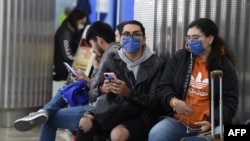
[0,126,74,141]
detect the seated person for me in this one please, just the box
[76,20,165,141]
[148,18,238,141]
[13,68,91,141]
[13,21,121,141]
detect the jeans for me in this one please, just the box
[39,89,90,141]
[148,117,222,141]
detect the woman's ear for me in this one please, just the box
[208,35,215,45]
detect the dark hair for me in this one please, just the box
[64,8,87,29]
[187,18,235,70]
[58,8,87,37]
[116,21,126,36]
[121,20,146,37]
[86,21,115,45]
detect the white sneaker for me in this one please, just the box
[13,109,48,131]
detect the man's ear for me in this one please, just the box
[96,36,103,44]
[142,36,146,46]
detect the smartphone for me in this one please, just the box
[188,127,201,133]
[103,72,117,81]
[63,62,78,77]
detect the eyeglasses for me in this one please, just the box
[185,35,204,42]
[121,32,143,39]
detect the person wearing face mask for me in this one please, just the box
[148,18,238,141]
[53,8,87,82]
[115,21,126,42]
[76,20,165,141]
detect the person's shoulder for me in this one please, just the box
[57,26,74,38]
[100,43,120,61]
[105,43,121,55]
[169,48,189,60]
[147,54,166,68]
[222,56,236,70]
[151,54,164,62]
[174,48,187,55]
[109,42,121,50]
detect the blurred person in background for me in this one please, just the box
[53,8,87,82]
[58,6,73,26]
[115,21,126,43]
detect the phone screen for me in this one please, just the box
[188,127,201,133]
[63,62,78,77]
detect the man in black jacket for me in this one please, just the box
[76,20,165,141]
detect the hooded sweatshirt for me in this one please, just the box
[117,44,155,80]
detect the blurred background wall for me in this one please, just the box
[0,0,55,127]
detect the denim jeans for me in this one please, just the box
[148,117,221,141]
[39,89,90,141]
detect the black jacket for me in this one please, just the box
[158,49,239,126]
[89,47,165,130]
[53,24,82,81]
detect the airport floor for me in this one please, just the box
[0,126,74,141]
[0,81,73,141]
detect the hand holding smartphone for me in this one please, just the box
[103,72,117,81]
[187,127,201,133]
[63,62,78,77]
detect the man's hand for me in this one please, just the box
[78,114,94,133]
[92,54,100,69]
[101,79,130,96]
[110,80,130,96]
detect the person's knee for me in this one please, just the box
[110,124,129,141]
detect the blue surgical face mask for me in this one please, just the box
[122,38,140,53]
[188,40,205,55]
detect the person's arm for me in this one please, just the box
[58,29,75,61]
[72,68,91,87]
[88,53,113,102]
[156,50,188,114]
[90,54,101,86]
